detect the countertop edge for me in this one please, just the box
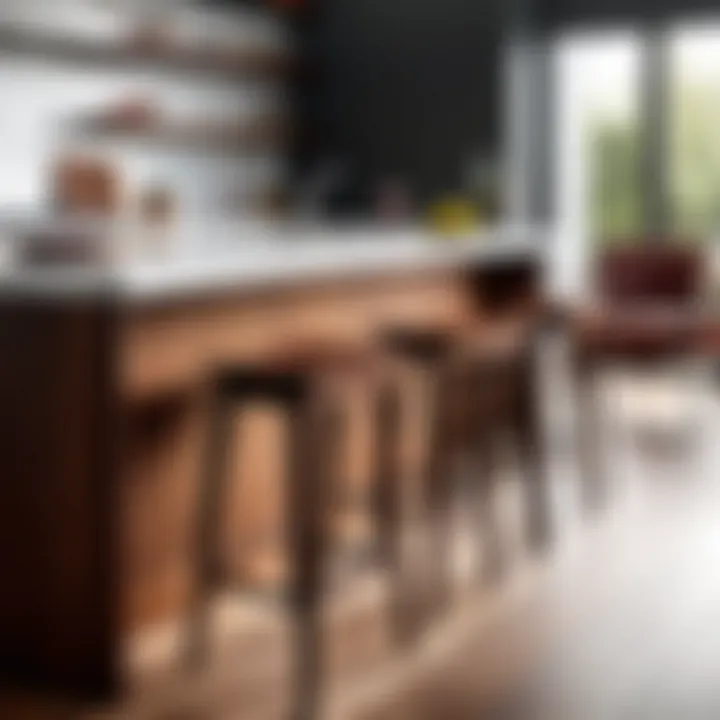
[0,229,547,304]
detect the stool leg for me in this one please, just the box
[287,390,330,720]
[373,378,409,643]
[328,399,370,574]
[424,368,459,622]
[467,369,505,585]
[574,350,605,513]
[185,390,234,670]
[514,348,552,553]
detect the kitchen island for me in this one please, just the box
[0,226,546,699]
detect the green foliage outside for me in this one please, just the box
[589,117,642,241]
[670,83,720,238]
[589,82,720,244]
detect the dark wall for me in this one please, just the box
[293,0,514,215]
[542,0,720,29]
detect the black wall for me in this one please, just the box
[293,0,515,215]
[541,0,720,28]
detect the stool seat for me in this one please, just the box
[456,319,532,365]
[380,325,460,364]
[211,341,374,400]
[258,340,373,374]
[382,317,532,367]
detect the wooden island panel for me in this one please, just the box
[117,269,478,632]
[0,301,120,698]
[119,270,475,401]
[0,255,540,699]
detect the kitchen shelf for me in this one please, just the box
[0,24,291,81]
[75,117,289,154]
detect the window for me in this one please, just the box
[556,24,720,246]
[555,33,643,245]
[670,25,720,239]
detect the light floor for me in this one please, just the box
[4,348,720,720]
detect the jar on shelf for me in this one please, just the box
[138,185,177,260]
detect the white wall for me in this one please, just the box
[0,0,289,218]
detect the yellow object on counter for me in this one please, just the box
[428,196,480,237]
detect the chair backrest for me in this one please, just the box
[597,244,701,305]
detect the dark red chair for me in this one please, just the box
[571,243,703,510]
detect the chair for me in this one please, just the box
[571,243,703,510]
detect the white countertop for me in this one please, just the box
[0,224,547,303]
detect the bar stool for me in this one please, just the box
[378,324,472,625]
[379,319,550,625]
[185,341,404,720]
[372,326,459,640]
[459,321,550,569]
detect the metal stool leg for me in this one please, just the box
[373,378,410,643]
[467,367,505,585]
[574,350,605,514]
[287,388,330,720]
[186,387,235,670]
[424,367,460,622]
[514,348,552,552]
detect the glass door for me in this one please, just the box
[553,31,643,297]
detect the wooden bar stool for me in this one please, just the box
[459,321,550,582]
[374,326,461,639]
[379,319,550,624]
[185,341,405,720]
[378,325,471,625]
